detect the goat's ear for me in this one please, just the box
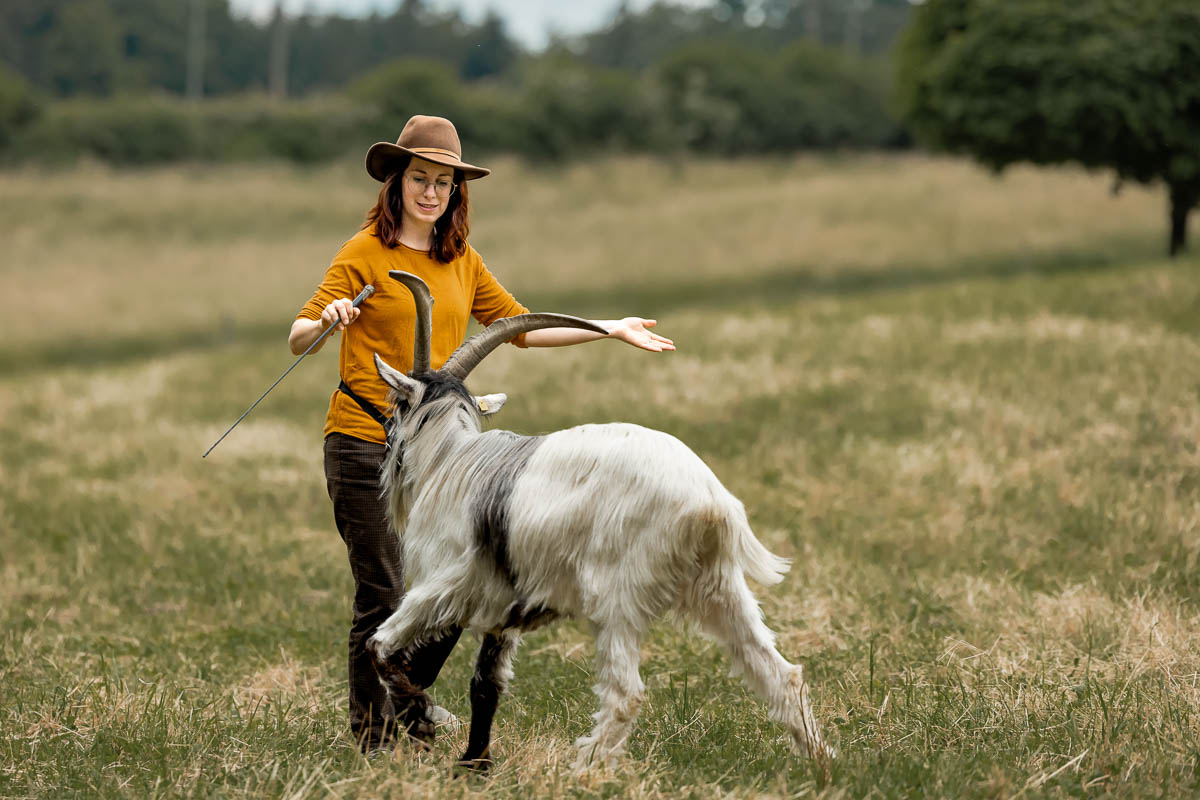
[473,393,507,416]
[374,353,421,403]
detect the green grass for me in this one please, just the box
[2,154,1199,798]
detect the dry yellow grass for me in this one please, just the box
[0,154,1164,360]
[3,154,1199,798]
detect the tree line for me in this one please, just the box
[2,0,1195,252]
[0,0,912,164]
[0,0,912,98]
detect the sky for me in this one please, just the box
[229,0,712,51]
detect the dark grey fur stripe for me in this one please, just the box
[471,433,543,586]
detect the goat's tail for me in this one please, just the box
[723,502,790,587]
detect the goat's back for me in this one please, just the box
[504,423,785,620]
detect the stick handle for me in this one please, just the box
[298,283,376,354]
[202,284,375,458]
[350,284,375,308]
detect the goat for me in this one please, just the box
[367,270,830,772]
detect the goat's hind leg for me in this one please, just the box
[573,625,646,772]
[456,630,521,773]
[693,570,831,759]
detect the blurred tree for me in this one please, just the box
[801,0,821,41]
[206,1,270,93]
[0,0,265,96]
[186,0,205,98]
[844,0,872,54]
[513,54,667,159]
[571,3,712,72]
[0,0,916,165]
[109,0,187,93]
[769,0,912,56]
[658,38,902,153]
[347,58,466,133]
[43,0,124,95]
[268,1,289,98]
[460,11,518,80]
[0,64,40,151]
[573,0,912,72]
[0,0,516,98]
[283,1,506,94]
[656,42,777,153]
[777,40,901,147]
[897,0,1200,256]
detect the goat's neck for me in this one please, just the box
[396,403,482,497]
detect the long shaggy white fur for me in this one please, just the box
[369,381,830,769]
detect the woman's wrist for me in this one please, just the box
[289,317,328,355]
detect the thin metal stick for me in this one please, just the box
[202,284,374,458]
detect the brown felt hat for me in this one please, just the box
[365,115,490,182]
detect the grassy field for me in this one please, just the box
[2,153,1199,798]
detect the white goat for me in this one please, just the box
[367,270,829,771]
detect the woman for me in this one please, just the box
[289,115,673,752]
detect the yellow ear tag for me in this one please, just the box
[477,398,489,412]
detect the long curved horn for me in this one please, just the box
[388,270,434,375]
[442,314,608,381]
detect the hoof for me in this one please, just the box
[426,704,461,732]
[358,736,396,757]
[793,738,836,761]
[404,713,436,747]
[571,747,618,775]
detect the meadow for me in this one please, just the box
[1,153,1198,798]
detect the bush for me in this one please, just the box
[511,56,669,160]
[347,60,468,136]
[656,42,776,154]
[345,55,669,161]
[197,96,378,164]
[657,39,903,155]
[17,96,200,164]
[1,43,910,168]
[776,43,903,149]
[0,65,41,153]
[10,94,377,165]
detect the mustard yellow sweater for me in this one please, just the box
[297,225,529,444]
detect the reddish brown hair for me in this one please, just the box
[363,155,471,263]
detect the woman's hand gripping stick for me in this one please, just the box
[202,284,374,458]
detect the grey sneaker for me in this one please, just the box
[426,704,461,732]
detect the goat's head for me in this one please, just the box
[374,270,607,423]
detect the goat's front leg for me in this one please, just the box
[370,583,449,657]
[367,585,458,747]
[456,630,521,773]
[369,648,434,746]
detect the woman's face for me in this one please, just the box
[400,157,456,228]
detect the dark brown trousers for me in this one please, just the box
[323,432,461,750]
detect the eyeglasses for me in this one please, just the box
[405,173,457,197]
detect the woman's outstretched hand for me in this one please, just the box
[521,317,675,351]
[607,318,675,352]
